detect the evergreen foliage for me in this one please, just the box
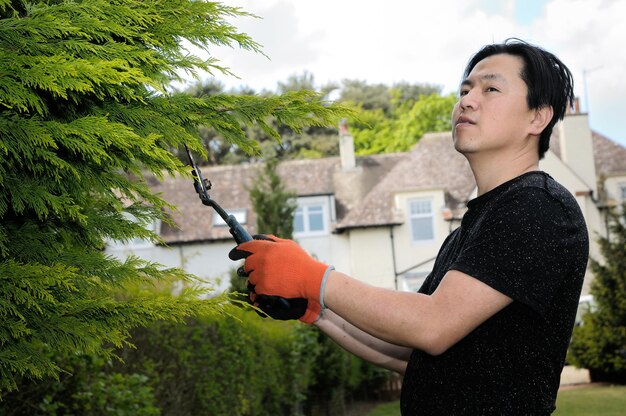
[249,160,297,239]
[0,0,346,393]
[569,205,626,383]
[1,304,394,415]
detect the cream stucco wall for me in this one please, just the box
[392,189,454,284]
[346,227,396,289]
[603,175,626,206]
[107,241,238,293]
[107,232,354,294]
[540,150,605,296]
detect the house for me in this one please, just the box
[107,109,626,296]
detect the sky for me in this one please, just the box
[187,0,626,147]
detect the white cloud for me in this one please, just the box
[202,0,626,145]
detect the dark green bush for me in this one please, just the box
[2,305,393,415]
[569,205,626,383]
[116,306,321,416]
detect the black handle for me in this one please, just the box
[225,215,252,244]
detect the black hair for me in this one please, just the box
[463,38,575,159]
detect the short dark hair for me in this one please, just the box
[463,38,574,159]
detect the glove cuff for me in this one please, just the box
[318,265,334,309]
[299,300,323,324]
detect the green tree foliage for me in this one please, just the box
[0,0,346,393]
[338,79,441,113]
[569,205,626,383]
[349,92,458,154]
[191,74,452,163]
[0,305,321,416]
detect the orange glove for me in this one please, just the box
[229,235,334,306]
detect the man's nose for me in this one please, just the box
[459,90,477,111]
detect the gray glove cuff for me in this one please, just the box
[319,265,335,309]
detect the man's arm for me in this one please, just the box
[315,309,412,374]
[230,236,513,356]
[324,269,513,356]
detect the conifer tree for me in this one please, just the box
[249,160,298,239]
[569,205,626,382]
[0,0,345,392]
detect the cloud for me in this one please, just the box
[204,0,625,145]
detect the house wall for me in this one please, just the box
[336,189,455,291]
[296,233,352,275]
[392,189,453,286]
[604,175,626,206]
[107,232,354,294]
[540,151,603,295]
[107,241,238,293]
[347,228,397,289]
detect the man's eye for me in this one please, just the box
[486,87,499,92]
[459,90,469,96]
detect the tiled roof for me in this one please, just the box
[336,132,474,229]
[154,153,405,243]
[153,126,624,243]
[591,132,626,177]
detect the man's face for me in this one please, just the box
[451,53,536,157]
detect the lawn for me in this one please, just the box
[365,385,626,416]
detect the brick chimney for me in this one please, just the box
[558,98,597,197]
[338,118,356,170]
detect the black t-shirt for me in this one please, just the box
[400,172,589,415]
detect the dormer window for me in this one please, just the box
[294,196,331,236]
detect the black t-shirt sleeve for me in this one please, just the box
[450,187,577,316]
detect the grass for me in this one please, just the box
[365,385,626,416]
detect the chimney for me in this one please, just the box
[558,109,597,197]
[338,118,356,170]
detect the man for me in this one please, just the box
[230,39,588,415]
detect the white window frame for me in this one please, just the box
[408,198,435,244]
[400,271,430,292]
[213,209,247,227]
[294,196,330,237]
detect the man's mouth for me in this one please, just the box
[456,115,475,126]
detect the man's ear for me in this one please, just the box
[529,105,553,136]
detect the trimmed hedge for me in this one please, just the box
[1,305,392,415]
[117,307,320,415]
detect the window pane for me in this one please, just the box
[411,217,434,241]
[309,211,324,231]
[294,208,304,233]
[410,200,431,215]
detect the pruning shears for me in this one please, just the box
[184,145,252,244]
[184,145,292,311]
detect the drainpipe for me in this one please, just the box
[389,226,398,290]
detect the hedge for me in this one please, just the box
[1,305,392,415]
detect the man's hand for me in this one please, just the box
[229,235,333,305]
[251,293,322,324]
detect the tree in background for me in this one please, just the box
[191,74,453,163]
[348,92,457,154]
[249,160,298,238]
[0,0,346,393]
[569,205,626,383]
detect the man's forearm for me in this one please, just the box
[315,308,411,374]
